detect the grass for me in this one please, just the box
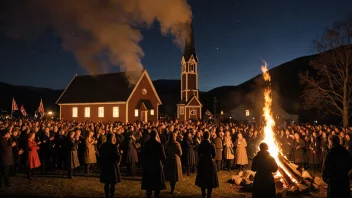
[0,167,327,198]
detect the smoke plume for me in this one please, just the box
[1,0,192,84]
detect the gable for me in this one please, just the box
[57,71,142,104]
[186,96,202,107]
[127,70,162,104]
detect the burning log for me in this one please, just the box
[277,153,303,183]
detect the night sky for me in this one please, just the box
[0,0,351,91]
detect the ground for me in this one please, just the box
[0,167,327,198]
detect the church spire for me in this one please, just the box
[183,23,197,62]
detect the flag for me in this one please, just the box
[38,99,45,118]
[38,99,45,113]
[205,110,212,116]
[20,105,27,116]
[12,97,19,111]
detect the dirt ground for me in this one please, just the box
[0,166,327,198]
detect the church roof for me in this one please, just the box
[136,99,154,110]
[56,70,143,104]
[183,23,198,62]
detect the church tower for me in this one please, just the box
[177,23,202,121]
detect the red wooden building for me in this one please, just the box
[56,70,161,123]
[177,23,202,121]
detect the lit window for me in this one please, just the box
[135,109,139,117]
[113,107,119,118]
[72,107,78,117]
[180,106,184,115]
[84,107,90,118]
[98,107,104,118]
[150,109,154,115]
[190,108,196,115]
[245,110,250,117]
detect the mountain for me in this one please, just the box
[201,55,320,121]
[0,54,318,121]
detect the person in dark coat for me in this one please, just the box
[67,131,80,179]
[212,133,223,171]
[53,129,66,170]
[10,129,21,176]
[164,132,183,194]
[141,130,166,198]
[251,143,278,198]
[99,133,122,198]
[195,131,219,198]
[1,130,15,188]
[39,127,54,173]
[183,132,196,176]
[293,133,305,170]
[323,134,352,198]
[310,135,321,171]
[126,133,138,176]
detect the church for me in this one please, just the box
[176,23,203,121]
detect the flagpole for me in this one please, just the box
[11,97,14,119]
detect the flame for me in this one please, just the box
[261,61,298,185]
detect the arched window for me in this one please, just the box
[189,63,194,72]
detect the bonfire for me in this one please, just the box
[229,62,328,196]
[261,62,298,187]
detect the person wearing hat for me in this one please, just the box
[251,142,278,198]
[1,129,15,188]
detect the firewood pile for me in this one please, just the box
[229,167,328,196]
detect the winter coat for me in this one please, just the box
[223,136,234,160]
[235,138,248,165]
[84,138,97,164]
[251,150,278,198]
[0,137,14,166]
[126,138,138,164]
[195,140,219,188]
[212,137,223,161]
[293,139,305,164]
[99,142,122,184]
[322,145,352,198]
[310,138,321,165]
[183,138,196,166]
[164,141,183,182]
[27,139,41,169]
[247,135,258,158]
[141,138,166,191]
[67,137,80,169]
[320,138,328,162]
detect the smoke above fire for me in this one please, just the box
[1,0,192,83]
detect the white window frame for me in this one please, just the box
[180,106,184,115]
[245,110,250,117]
[150,109,154,115]
[72,107,78,118]
[113,107,119,118]
[98,107,104,118]
[84,107,90,118]
[135,109,139,117]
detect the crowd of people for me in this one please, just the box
[1,118,352,197]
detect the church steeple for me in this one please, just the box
[180,22,199,102]
[177,22,202,121]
